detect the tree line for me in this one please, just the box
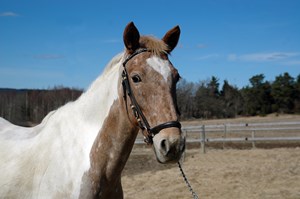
[177,72,300,119]
[0,86,83,126]
[0,72,300,126]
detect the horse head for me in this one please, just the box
[121,22,185,163]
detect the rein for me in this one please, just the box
[121,48,181,144]
[178,162,200,199]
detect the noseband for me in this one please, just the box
[122,48,181,144]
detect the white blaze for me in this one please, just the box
[146,56,171,82]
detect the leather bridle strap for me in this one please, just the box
[122,48,181,144]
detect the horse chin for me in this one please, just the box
[152,134,185,164]
[154,152,182,164]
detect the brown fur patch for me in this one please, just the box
[139,36,169,55]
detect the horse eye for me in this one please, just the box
[131,75,142,83]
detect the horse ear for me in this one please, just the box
[162,25,180,53]
[123,22,140,54]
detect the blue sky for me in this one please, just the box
[1,0,300,89]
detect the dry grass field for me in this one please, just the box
[122,115,300,199]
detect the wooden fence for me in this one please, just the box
[135,121,300,153]
[182,121,300,153]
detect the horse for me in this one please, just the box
[0,22,185,199]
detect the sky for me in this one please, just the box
[1,0,300,89]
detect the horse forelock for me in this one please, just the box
[139,36,169,56]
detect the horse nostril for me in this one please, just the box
[160,139,170,155]
[160,139,166,150]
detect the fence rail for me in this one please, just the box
[135,121,300,153]
[183,121,300,153]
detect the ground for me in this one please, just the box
[122,115,300,199]
[122,147,300,199]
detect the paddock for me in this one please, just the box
[122,147,300,199]
[122,115,300,199]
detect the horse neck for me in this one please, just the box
[79,76,139,198]
[76,53,124,132]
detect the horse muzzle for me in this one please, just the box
[152,128,185,164]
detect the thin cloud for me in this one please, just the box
[196,54,220,60]
[228,54,238,61]
[228,52,300,62]
[177,43,184,49]
[196,44,207,49]
[34,54,65,60]
[0,67,65,79]
[0,12,20,17]
[282,60,300,66]
[176,43,190,49]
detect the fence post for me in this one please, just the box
[201,125,206,154]
[252,130,256,149]
[223,124,227,149]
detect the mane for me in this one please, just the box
[73,52,124,128]
[101,52,125,77]
[139,36,168,56]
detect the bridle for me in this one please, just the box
[122,49,199,199]
[121,48,181,144]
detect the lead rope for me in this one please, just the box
[178,162,199,199]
